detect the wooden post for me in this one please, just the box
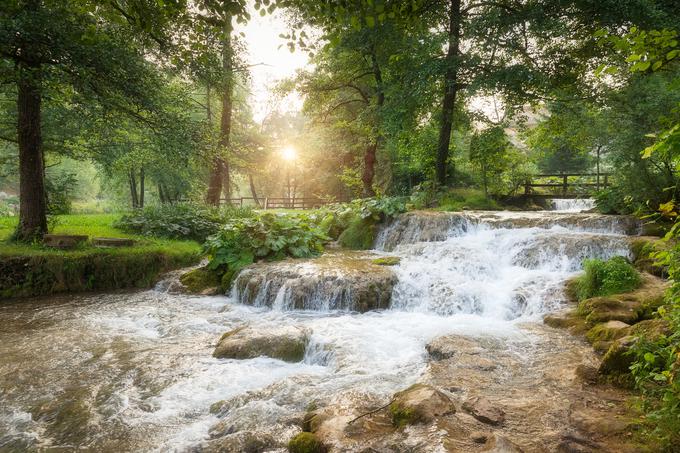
[264,197,268,210]
[562,174,568,196]
[524,178,530,196]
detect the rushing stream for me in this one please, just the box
[0,209,640,452]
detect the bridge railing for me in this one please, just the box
[218,197,343,210]
[524,173,611,197]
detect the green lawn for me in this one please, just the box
[0,213,202,257]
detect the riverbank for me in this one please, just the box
[0,214,202,299]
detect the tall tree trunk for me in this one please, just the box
[139,167,145,208]
[16,60,47,241]
[248,173,260,207]
[435,0,462,187]
[158,183,166,204]
[362,45,385,197]
[207,13,234,205]
[129,170,138,208]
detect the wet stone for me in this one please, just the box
[462,397,506,426]
[213,325,310,362]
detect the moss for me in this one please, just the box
[338,216,377,250]
[287,432,326,453]
[586,321,631,344]
[389,402,418,427]
[180,267,220,294]
[0,247,201,299]
[576,256,642,301]
[220,267,238,292]
[371,256,400,266]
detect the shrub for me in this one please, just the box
[46,171,78,215]
[576,256,642,300]
[204,212,329,288]
[436,188,500,212]
[115,203,253,241]
[315,196,407,242]
[338,217,377,249]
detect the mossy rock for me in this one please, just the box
[338,217,377,250]
[628,319,670,341]
[180,267,221,295]
[213,325,309,362]
[564,277,580,302]
[544,310,582,329]
[288,432,327,453]
[389,383,455,427]
[585,320,631,345]
[372,256,401,266]
[599,336,638,376]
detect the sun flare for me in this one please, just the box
[281,146,297,161]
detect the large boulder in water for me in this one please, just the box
[389,383,455,426]
[233,251,398,312]
[213,325,309,362]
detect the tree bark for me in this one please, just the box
[16,59,48,241]
[207,12,234,205]
[129,170,138,208]
[139,167,145,208]
[248,173,260,207]
[362,45,385,197]
[435,0,462,187]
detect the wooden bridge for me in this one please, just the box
[219,197,342,210]
[523,173,610,199]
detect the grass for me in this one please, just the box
[436,188,501,212]
[0,213,203,298]
[0,214,201,257]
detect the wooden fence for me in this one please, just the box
[524,173,611,198]
[219,197,342,210]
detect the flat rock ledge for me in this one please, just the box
[213,325,310,362]
[233,251,398,312]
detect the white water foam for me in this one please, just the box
[551,198,596,212]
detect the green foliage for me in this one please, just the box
[338,217,377,250]
[45,171,78,215]
[115,203,253,242]
[436,188,500,212]
[576,256,643,301]
[204,213,329,287]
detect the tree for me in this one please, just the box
[0,0,183,240]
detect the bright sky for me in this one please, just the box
[238,8,310,122]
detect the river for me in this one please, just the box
[0,204,641,452]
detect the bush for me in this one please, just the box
[115,203,253,241]
[204,212,329,288]
[576,256,642,300]
[338,217,377,249]
[315,196,407,241]
[437,188,500,211]
[46,172,78,215]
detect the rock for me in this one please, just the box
[462,397,505,426]
[233,251,398,312]
[585,320,630,344]
[42,234,88,249]
[556,433,602,453]
[425,335,484,360]
[574,364,599,384]
[389,383,455,427]
[544,311,585,330]
[471,431,489,444]
[628,318,670,340]
[483,434,523,453]
[288,432,327,453]
[577,274,668,324]
[599,336,638,376]
[213,325,309,362]
[180,267,221,295]
[201,432,278,453]
[92,237,135,248]
[371,256,401,266]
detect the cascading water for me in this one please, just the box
[551,198,596,212]
[0,210,641,451]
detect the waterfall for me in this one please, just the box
[233,211,639,318]
[550,198,596,212]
